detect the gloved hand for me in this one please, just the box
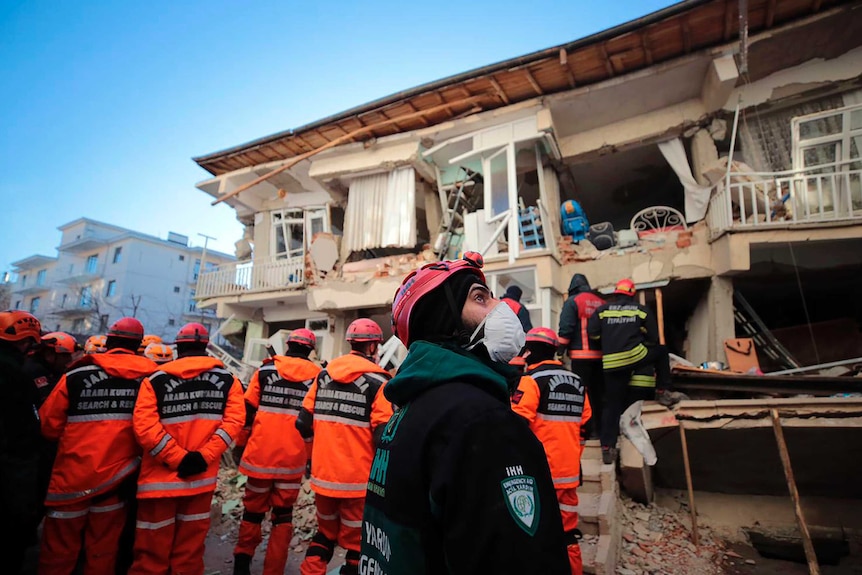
[177,451,208,478]
[655,389,690,407]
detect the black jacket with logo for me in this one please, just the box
[360,342,569,575]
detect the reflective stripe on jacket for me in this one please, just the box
[133,355,245,499]
[587,299,658,371]
[302,352,393,498]
[41,349,157,506]
[511,360,592,489]
[558,292,605,360]
[240,355,320,479]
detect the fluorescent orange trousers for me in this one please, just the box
[299,495,364,575]
[38,491,127,575]
[128,491,213,575]
[234,476,301,575]
[558,487,583,575]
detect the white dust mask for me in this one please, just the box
[464,302,526,363]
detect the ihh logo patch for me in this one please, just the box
[501,474,540,536]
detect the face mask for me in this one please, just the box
[464,302,526,363]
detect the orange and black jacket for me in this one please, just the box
[240,355,321,480]
[511,359,592,489]
[558,291,605,360]
[133,355,245,499]
[296,351,393,498]
[40,349,158,506]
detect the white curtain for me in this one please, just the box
[343,167,416,255]
[658,138,712,223]
[541,166,562,241]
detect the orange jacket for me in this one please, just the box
[40,349,158,506]
[511,360,592,489]
[240,355,321,480]
[133,355,245,499]
[301,352,393,498]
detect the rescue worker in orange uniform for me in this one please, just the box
[84,334,107,354]
[38,317,157,575]
[143,341,175,364]
[0,310,43,574]
[129,322,245,575]
[233,328,322,575]
[137,334,163,355]
[295,318,393,575]
[557,273,605,438]
[511,327,592,575]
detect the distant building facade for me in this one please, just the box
[9,218,235,342]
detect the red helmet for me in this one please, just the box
[176,322,209,344]
[107,317,145,341]
[287,328,317,348]
[346,318,383,343]
[525,327,558,347]
[144,342,174,363]
[614,278,636,296]
[0,311,42,343]
[137,334,163,354]
[84,335,107,354]
[391,251,485,346]
[42,332,77,354]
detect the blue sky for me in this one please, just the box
[1,0,672,275]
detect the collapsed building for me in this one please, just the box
[192,0,862,572]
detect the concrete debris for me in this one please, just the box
[616,495,726,575]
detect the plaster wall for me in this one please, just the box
[308,140,420,181]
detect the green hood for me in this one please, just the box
[384,340,518,406]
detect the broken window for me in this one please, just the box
[272,209,305,260]
[342,166,417,256]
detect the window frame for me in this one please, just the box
[113,247,122,264]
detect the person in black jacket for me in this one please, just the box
[587,279,676,464]
[360,252,570,575]
[501,284,533,332]
[0,310,43,575]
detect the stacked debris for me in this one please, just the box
[616,494,726,575]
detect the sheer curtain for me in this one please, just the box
[342,167,416,256]
[658,138,712,223]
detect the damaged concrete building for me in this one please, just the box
[192,0,862,376]
[192,0,862,572]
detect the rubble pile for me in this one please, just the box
[210,466,318,554]
[616,495,726,575]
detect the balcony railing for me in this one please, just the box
[707,162,862,240]
[196,256,305,299]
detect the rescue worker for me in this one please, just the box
[501,284,533,332]
[137,334,163,355]
[512,327,592,575]
[143,341,175,364]
[84,334,107,354]
[38,317,157,575]
[360,252,569,574]
[557,273,605,438]
[23,331,81,406]
[587,279,674,464]
[233,328,322,575]
[295,319,393,575]
[22,331,81,531]
[128,322,245,575]
[0,311,43,575]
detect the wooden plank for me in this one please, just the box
[488,77,510,104]
[598,43,615,77]
[212,94,489,206]
[766,0,777,27]
[641,32,654,65]
[404,101,429,127]
[724,0,735,40]
[812,0,823,12]
[770,409,822,575]
[681,17,692,53]
[523,69,543,95]
[656,287,665,345]
[678,423,700,547]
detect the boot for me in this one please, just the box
[601,446,617,465]
[233,553,252,575]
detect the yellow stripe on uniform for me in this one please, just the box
[597,309,647,320]
[602,344,648,370]
[628,374,656,388]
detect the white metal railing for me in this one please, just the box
[707,161,862,240]
[196,256,305,298]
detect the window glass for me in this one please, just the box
[799,115,842,141]
[30,297,40,313]
[106,280,116,297]
[113,247,122,263]
[86,255,98,274]
[80,286,92,307]
[37,269,46,285]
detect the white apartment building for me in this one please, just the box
[9,218,235,342]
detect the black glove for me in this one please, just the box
[177,451,208,478]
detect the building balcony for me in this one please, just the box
[56,271,100,285]
[49,303,97,317]
[707,163,862,240]
[58,236,109,253]
[196,256,305,299]
[13,284,50,296]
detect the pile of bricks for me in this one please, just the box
[557,235,600,264]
